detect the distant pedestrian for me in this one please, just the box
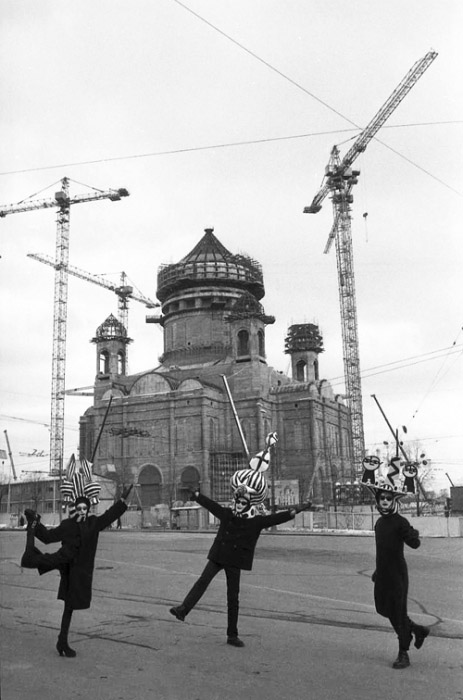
[169,433,310,647]
[363,460,430,669]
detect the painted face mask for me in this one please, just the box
[232,492,256,518]
[73,497,91,522]
[376,490,398,515]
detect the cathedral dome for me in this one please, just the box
[157,228,265,302]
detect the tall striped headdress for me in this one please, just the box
[230,432,278,509]
[230,468,268,506]
[60,454,101,508]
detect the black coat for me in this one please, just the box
[373,512,420,619]
[35,501,127,609]
[196,493,294,571]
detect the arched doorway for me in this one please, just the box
[138,464,162,506]
[178,466,200,502]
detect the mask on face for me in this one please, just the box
[376,491,398,515]
[73,497,91,522]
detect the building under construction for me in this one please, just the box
[79,228,353,509]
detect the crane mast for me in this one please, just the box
[303,51,437,479]
[3,430,17,481]
[1,177,129,479]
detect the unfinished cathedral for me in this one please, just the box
[79,228,352,508]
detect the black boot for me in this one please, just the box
[56,636,77,658]
[413,625,430,649]
[169,605,187,622]
[24,509,40,529]
[57,605,76,657]
[20,545,43,568]
[227,636,245,647]
[392,650,410,669]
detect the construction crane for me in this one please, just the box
[27,254,159,332]
[0,177,129,478]
[3,430,17,481]
[303,50,437,478]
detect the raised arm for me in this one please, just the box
[96,484,133,531]
[194,492,226,520]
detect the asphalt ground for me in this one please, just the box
[1,529,462,700]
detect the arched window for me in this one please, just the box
[99,350,109,374]
[138,465,162,506]
[237,329,249,356]
[258,329,265,357]
[117,351,125,375]
[296,359,306,382]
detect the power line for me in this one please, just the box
[0,414,78,431]
[170,1,461,197]
[1,122,460,178]
[327,344,463,386]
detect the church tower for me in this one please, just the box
[155,228,274,369]
[91,314,131,400]
[284,323,324,382]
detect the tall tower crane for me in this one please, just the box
[0,177,129,478]
[303,50,437,478]
[27,254,159,332]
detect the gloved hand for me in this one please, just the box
[189,490,200,501]
[121,484,134,501]
[294,502,312,514]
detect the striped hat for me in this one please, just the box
[60,454,101,512]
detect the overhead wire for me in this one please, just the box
[410,328,463,421]
[2,122,461,178]
[170,0,462,197]
[327,344,462,387]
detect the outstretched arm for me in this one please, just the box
[193,492,226,520]
[260,502,312,528]
[96,485,133,531]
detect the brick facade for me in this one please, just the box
[79,229,353,507]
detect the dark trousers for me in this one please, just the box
[182,559,241,637]
[388,598,413,651]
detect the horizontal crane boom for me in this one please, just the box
[27,253,159,309]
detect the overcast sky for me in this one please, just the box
[1,0,462,491]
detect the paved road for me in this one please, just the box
[1,529,462,700]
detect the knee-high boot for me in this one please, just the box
[20,512,43,569]
[56,605,76,658]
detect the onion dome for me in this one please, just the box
[284,324,324,354]
[91,314,131,343]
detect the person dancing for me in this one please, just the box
[20,454,133,658]
[170,433,310,647]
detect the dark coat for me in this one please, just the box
[196,493,294,571]
[34,501,127,609]
[373,512,420,619]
